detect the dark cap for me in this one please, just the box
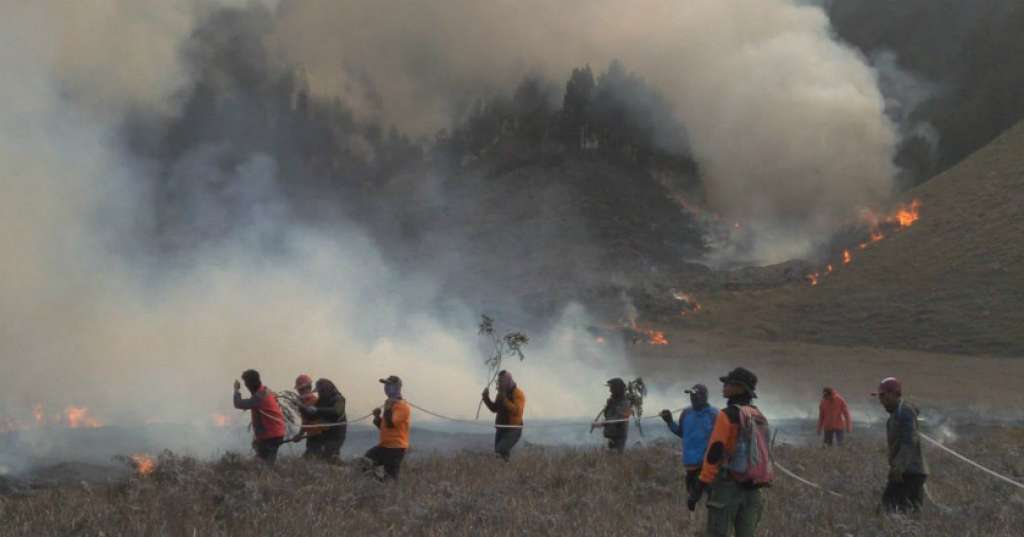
[719,367,758,395]
[684,384,708,396]
[871,377,901,396]
[379,375,402,387]
[606,377,626,388]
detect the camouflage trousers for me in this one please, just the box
[705,478,764,537]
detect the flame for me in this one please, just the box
[211,413,232,427]
[644,329,669,346]
[65,406,102,429]
[594,336,606,344]
[842,250,852,265]
[807,272,820,286]
[894,199,921,228]
[131,454,156,476]
[826,264,833,274]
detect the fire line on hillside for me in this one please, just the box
[806,199,922,286]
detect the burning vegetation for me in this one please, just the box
[806,199,923,286]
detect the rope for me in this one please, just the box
[920,432,1024,490]
[405,401,685,430]
[773,460,846,498]
[408,401,524,429]
[590,408,685,426]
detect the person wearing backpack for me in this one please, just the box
[660,383,718,496]
[688,367,773,537]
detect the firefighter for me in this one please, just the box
[817,387,852,447]
[661,383,718,496]
[232,369,286,464]
[481,370,526,460]
[689,367,772,537]
[364,375,411,480]
[593,378,632,453]
[873,377,929,513]
[299,378,348,461]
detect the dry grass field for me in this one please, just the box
[3,427,1022,537]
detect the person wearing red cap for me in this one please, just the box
[291,374,324,457]
[873,377,929,513]
[817,387,852,447]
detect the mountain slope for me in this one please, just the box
[701,120,1024,356]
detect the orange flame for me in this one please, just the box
[645,330,669,346]
[894,199,921,228]
[807,272,820,286]
[32,403,45,426]
[65,406,102,429]
[211,413,232,428]
[842,250,852,265]
[826,264,833,274]
[131,454,156,476]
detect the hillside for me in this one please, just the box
[692,121,1024,356]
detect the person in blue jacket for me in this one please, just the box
[660,383,719,495]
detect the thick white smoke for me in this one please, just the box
[272,0,898,262]
[0,2,645,469]
[2,0,906,468]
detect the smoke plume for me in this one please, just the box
[271,0,899,262]
[3,0,906,467]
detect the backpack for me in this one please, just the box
[725,405,774,486]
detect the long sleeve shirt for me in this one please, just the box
[373,398,410,449]
[887,400,928,476]
[483,386,526,426]
[818,393,852,433]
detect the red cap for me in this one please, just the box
[294,374,313,391]
[872,377,901,396]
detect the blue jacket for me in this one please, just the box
[668,405,718,467]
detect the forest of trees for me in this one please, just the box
[434,60,693,170]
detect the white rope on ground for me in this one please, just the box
[920,432,1024,490]
[773,460,846,498]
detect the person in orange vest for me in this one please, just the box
[481,370,526,461]
[290,374,324,457]
[817,387,852,447]
[688,367,772,537]
[364,375,410,480]
[232,369,286,464]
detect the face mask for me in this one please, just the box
[385,384,402,399]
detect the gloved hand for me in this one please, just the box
[372,407,382,418]
[481,387,489,400]
[302,405,317,415]
[659,409,672,423]
[687,481,706,511]
[233,380,241,391]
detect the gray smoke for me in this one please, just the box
[271,0,899,262]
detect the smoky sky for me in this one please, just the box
[1,0,910,467]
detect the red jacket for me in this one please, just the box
[818,392,852,433]
[234,385,287,440]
